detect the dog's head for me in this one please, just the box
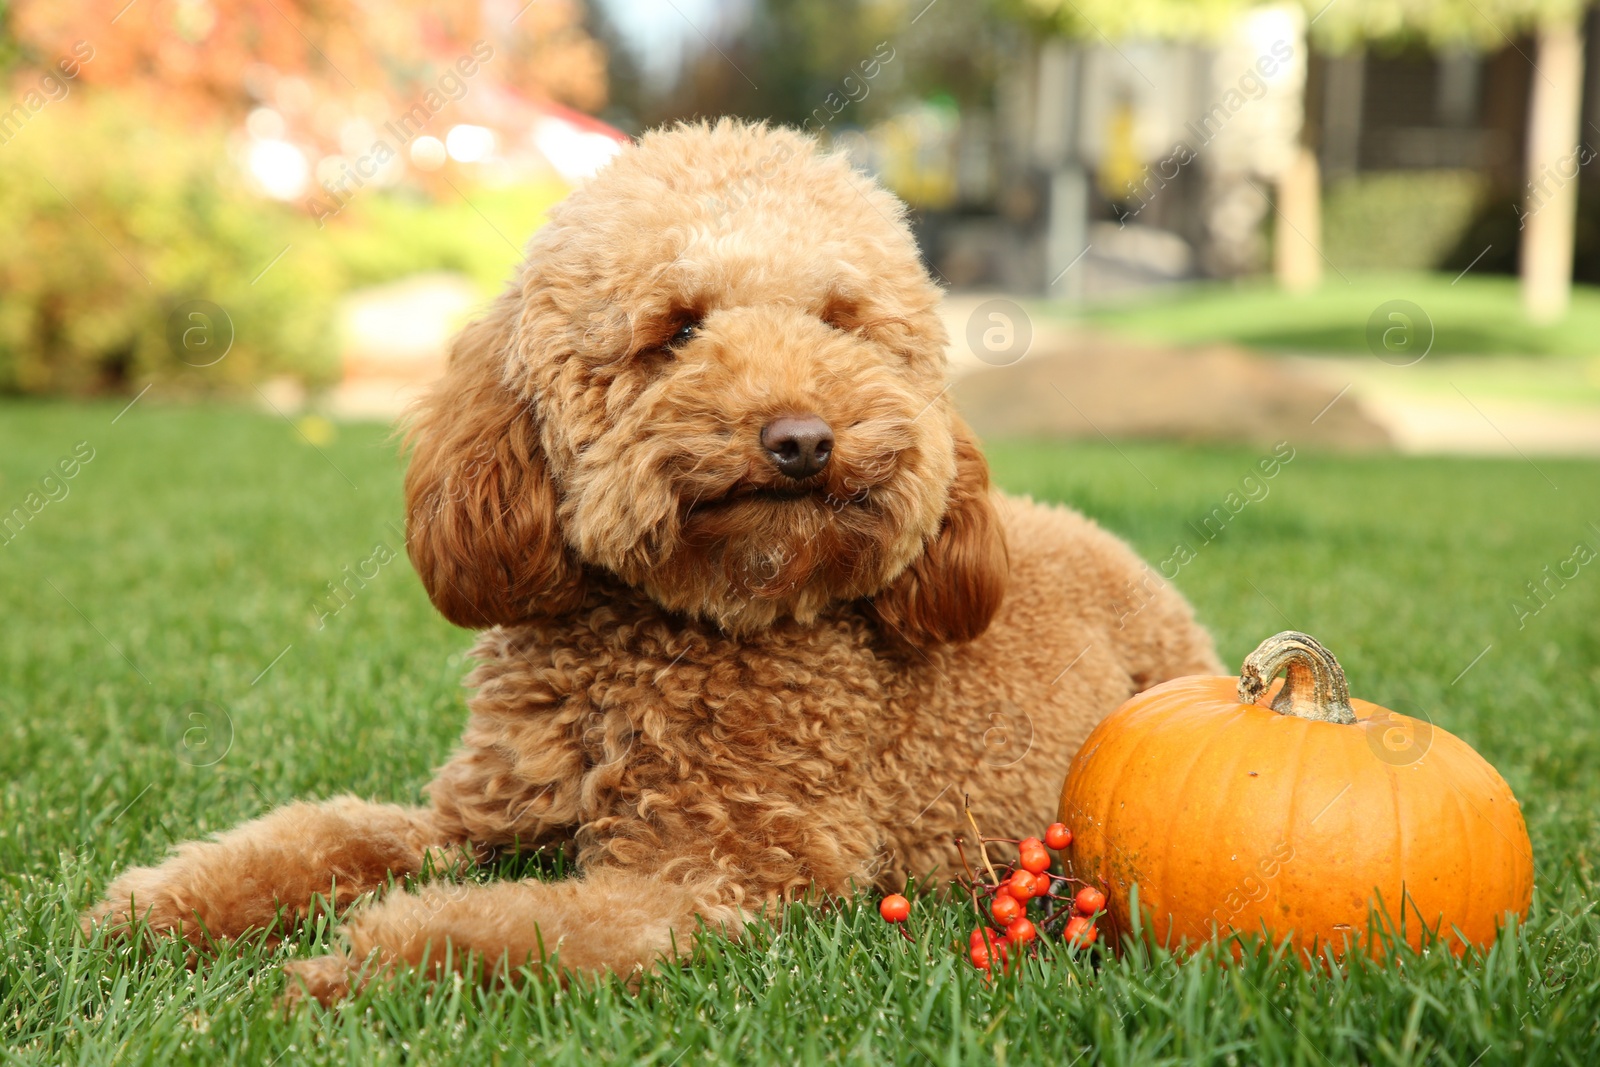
[404,120,1006,644]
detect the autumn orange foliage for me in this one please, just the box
[7,0,607,121]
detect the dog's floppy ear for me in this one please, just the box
[402,305,584,628]
[869,417,1008,645]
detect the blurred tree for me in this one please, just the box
[1008,0,1248,40]
[0,1,614,397]
[647,0,1013,130]
[661,0,901,128]
[893,0,1014,113]
[6,0,608,119]
[584,0,645,134]
[0,2,23,75]
[0,96,342,395]
[1308,0,1585,50]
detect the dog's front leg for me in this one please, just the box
[283,865,744,1005]
[82,796,470,948]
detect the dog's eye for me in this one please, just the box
[667,318,701,349]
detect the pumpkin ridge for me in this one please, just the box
[1388,753,1408,950]
[1446,757,1474,949]
[1157,701,1243,945]
[1272,712,1312,939]
[1469,753,1534,868]
[1440,750,1532,932]
[1083,696,1168,900]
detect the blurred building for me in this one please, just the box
[888,5,1600,297]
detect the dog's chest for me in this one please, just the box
[470,610,897,798]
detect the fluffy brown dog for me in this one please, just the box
[85,120,1220,1001]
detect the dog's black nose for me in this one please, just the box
[760,414,834,480]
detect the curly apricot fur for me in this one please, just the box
[85,121,1219,1004]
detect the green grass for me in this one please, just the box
[1075,273,1600,359]
[4,402,1600,1065]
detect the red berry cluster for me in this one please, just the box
[875,809,1109,975]
[961,823,1104,973]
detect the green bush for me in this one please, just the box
[322,181,571,293]
[1320,169,1487,273]
[0,96,342,395]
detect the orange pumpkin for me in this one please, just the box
[1057,631,1533,958]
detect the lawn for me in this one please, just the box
[1074,273,1600,360]
[3,401,1599,1066]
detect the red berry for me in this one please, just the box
[990,893,1022,925]
[970,944,992,969]
[1065,915,1099,947]
[971,927,1005,950]
[1006,917,1037,945]
[1074,886,1107,915]
[1019,846,1050,875]
[1044,823,1072,850]
[1006,870,1037,901]
[878,894,910,923]
[1018,836,1044,854]
[1031,872,1054,898]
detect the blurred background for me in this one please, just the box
[2,0,1599,451]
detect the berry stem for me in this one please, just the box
[962,794,1001,886]
[953,837,989,922]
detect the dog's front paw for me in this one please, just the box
[283,955,355,1007]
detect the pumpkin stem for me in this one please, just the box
[1237,631,1358,724]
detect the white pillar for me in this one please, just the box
[1521,17,1585,323]
[1275,145,1323,292]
